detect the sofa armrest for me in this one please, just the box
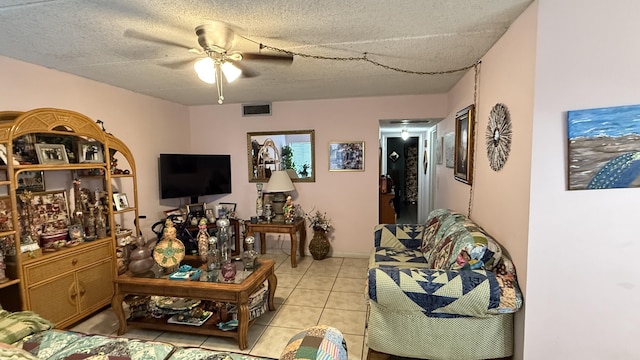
[373,224,424,249]
[367,266,521,317]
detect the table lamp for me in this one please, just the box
[266,170,295,222]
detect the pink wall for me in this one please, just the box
[188,95,448,256]
[0,56,191,236]
[434,4,537,359]
[526,0,640,358]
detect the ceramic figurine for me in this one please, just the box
[197,218,210,262]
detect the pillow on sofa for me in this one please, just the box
[419,209,464,260]
[428,220,503,272]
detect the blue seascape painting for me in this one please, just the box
[568,104,640,190]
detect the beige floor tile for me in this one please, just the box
[275,264,310,276]
[318,308,367,335]
[325,291,368,311]
[285,288,330,308]
[316,257,344,266]
[307,263,341,277]
[337,265,368,279]
[269,304,323,328]
[119,328,163,341]
[273,273,303,288]
[274,286,294,304]
[200,324,266,354]
[260,253,289,265]
[343,333,365,360]
[296,274,336,290]
[342,258,369,269]
[333,277,367,293]
[254,305,281,326]
[250,326,305,359]
[276,256,313,272]
[69,308,119,335]
[156,331,208,347]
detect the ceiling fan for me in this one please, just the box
[125,21,294,104]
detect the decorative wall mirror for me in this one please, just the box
[247,130,315,183]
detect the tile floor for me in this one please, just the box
[70,254,370,359]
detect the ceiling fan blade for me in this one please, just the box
[241,52,294,64]
[124,29,193,50]
[228,60,258,78]
[160,58,194,70]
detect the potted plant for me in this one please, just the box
[305,209,333,260]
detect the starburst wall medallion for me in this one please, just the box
[486,103,513,171]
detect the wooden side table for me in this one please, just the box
[246,218,306,268]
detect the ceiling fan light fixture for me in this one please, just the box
[401,129,409,140]
[221,61,241,83]
[194,57,216,84]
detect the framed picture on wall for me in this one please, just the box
[454,105,475,185]
[329,141,365,171]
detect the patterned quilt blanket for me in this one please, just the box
[368,266,519,317]
[13,329,277,360]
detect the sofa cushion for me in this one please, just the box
[369,248,430,269]
[373,224,423,249]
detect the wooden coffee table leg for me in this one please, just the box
[299,225,306,258]
[267,272,277,311]
[237,303,249,350]
[290,230,298,268]
[111,289,127,335]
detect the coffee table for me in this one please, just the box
[111,258,277,350]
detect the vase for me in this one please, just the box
[309,230,330,260]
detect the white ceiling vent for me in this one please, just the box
[242,103,272,116]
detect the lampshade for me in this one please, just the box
[221,61,241,83]
[194,57,216,84]
[266,170,295,193]
[401,129,409,140]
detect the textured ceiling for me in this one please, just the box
[0,0,532,106]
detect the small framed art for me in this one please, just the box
[17,171,45,192]
[78,141,104,163]
[35,143,69,165]
[329,141,365,171]
[219,202,237,218]
[454,105,475,185]
[113,193,129,211]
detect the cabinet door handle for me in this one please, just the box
[79,282,86,297]
[68,283,77,304]
[71,258,78,265]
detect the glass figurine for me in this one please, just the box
[241,236,258,270]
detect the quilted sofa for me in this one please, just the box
[366,208,523,360]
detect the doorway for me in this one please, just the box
[379,119,440,224]
[386,136,419,223]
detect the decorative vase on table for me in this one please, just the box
[309,229,330,260]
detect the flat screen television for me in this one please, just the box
[159,154,232,202]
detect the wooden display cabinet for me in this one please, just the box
[0,108,138,328]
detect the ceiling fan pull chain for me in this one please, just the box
[215,63,224,104]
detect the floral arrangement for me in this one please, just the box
[305,209,333,233]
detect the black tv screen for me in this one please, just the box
[159,154,232,200]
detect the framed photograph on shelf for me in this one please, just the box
[186,202,205,217]
[329,141,365,171]
[77,141,104,163]
[35,143,69,165]
[113,193,129,211]
[219,202,237,218]
[17,171,45,192]
[164,208,184,223]
[454,105,475,185]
